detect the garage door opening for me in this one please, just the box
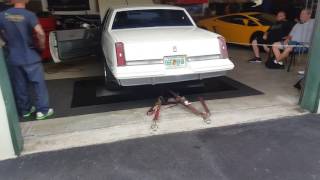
[2,0,318,155]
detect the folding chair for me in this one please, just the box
[287,44,309,72]
[266,44,308,72]
[287,51,296,72]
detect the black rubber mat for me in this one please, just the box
[71,76,262,108]
[19,76,263,121]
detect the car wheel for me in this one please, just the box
[103,60,121,91]
[96,47,104,62]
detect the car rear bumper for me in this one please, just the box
[118,71,229,86]
[114,59,235,86]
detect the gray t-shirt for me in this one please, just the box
[290,19,315,44]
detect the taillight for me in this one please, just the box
[115,42,126,66]
[218,37,228,59]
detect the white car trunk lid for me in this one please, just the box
[111,27,221,61]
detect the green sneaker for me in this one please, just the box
[23,106,36,118]
[36,108,54,120]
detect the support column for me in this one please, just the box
[0,89,16,160]
[300,1,320,113]
[0,48,23,159]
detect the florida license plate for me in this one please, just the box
[164,56,187,69]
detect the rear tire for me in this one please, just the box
[103,60,121,91]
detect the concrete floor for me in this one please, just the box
[4,114,320,180]
[20,46,309,155]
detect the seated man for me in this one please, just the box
[269,9,314,69]
[248,11,292,63]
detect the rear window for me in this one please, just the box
[112,9,193,29]
[250,13,276,26]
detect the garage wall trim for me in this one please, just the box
[301,1,320,113]
[0,48,24,158]
[0,88,16,160]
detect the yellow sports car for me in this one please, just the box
[197,12,276,45]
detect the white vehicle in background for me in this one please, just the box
[49,5,235,87]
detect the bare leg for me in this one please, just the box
[263,45,270,53]
[278,47,293,62]
[252,39,260,58]
[272,42,282,61]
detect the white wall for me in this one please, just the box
[98,0,154,19]
[0,88,16,161]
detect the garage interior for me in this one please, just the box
[21,48,309,154]
[2,0,317,154]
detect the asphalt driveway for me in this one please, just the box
[1,114,320,180]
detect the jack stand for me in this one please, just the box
[147,91,213,130]
[169,91,212,124]
[147,96,164,131]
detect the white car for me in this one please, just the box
[49,5,235,87]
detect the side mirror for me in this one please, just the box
[242,19,249,26]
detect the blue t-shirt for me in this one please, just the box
[0,8,41,66]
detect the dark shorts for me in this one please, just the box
[254,34,270,45]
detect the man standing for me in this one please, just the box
[0,0,53,120]
[270,9,314,69]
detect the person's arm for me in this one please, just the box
[282,34,292,45]
[263,32,268,40]
[29,12,45,50]
[34,24,45,50]
[284,35,292,40]
[284,23,297,43]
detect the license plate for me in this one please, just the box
[164,56,187,69]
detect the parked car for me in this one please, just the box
[49,5,234,87]
[197,12,276,45]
